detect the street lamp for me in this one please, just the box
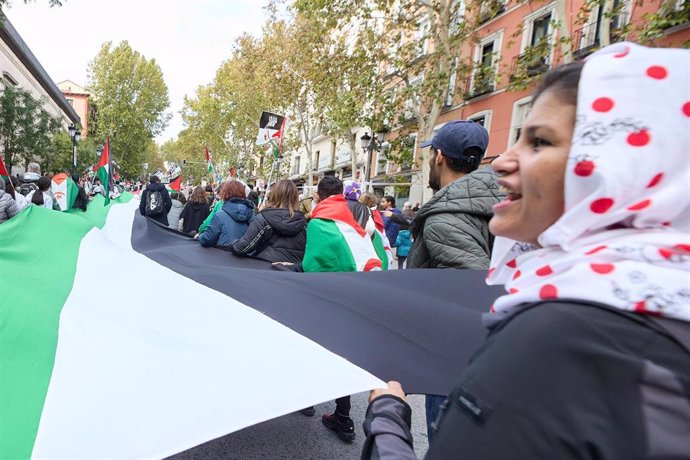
[68,124,81,176]
[360,130,387,192]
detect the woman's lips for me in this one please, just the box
[493,192,522,211]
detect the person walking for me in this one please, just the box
[139,175,173,226]
[167,192,185,230]
[179,186,212,235]
[395,229,412,269]
[27,176,56,210]
[231,179,306,263]
[197,180,254,248]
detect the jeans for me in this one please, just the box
[397,256,407,270]
[425,394,446,442]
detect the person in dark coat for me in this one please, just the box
[139,175,173,226]
[231,179,306,263]
[380,195,401,247]
[197,180,254,248]
[361,45,690,460]
[71,174,90,212]
[179,186,211,235]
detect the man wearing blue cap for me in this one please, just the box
[382,119,504,437]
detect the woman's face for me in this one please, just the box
[490,89,576,245]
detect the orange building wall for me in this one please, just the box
[62,92,89,136]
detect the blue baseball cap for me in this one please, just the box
[420,120,489,162]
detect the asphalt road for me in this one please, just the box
[170,392,429,460]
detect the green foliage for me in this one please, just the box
[87,41,170,179]
[0,85,62,171]
[45,131,98,174]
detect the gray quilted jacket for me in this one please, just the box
[407,167,504,269]
[0,189,18,224]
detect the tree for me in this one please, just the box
[0,85,62,172]
[87,41,170,179]
[46,131,98,175]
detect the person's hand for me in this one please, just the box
[369,381,406,403]
[382,210,393,218]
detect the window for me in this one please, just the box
[405,74,424,120]
[469,31,502,98]
[415,19,431,57]
[518,3,557,73]
[2,71,18,86]
[450,0,465,35]
[66,98,74,107]
[292,156,301,176]
[468,110,492,133]
[479,0,507,24]
[314,150,320,171]
[376,145,389,176]
[508,96,533,148]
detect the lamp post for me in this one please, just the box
[68,124,81,176]
[360,131,386,192]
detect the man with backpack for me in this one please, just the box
[139,175,172,226]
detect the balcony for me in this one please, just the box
[572,21,599,60]
[464,65,495,100]
[510,39,551,82]
[479,0,506,24]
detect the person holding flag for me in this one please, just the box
[93,138,113,205]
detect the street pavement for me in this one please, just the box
[170,392,429,460]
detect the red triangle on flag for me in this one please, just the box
[169,175,182,191]
[94,138,110,171]
[0,156,9,178]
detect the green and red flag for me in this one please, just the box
[205,146,214,175]
[93,138,111,205]
[0,156,9,181]
[168,175,182,192]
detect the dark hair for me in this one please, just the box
[317,176,343,201]
[190,186,208,204]
[205,185,213,193]
[442,146,484,174]
[532,61,584,106]
[383,195,396,208]
[170,192,179,200]
[4,177,14,199]
[149,175,160,184]
[32,176,51,205]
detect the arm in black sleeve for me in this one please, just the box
[388,212,413,226]
[230,218,271,257]
[139,191,146,216]
[362,395,417,460]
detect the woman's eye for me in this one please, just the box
[532,137,551,149]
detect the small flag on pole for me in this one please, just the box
[0,156,10,183]
[256,111,286,147]
[93,138,111,205]
[205,146,214,175]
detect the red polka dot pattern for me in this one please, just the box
[628,199,652,211]
[646,65,668,79]
[627,130,650,147]
[590,198,614,214]
[659,248,674,260]
[574,160,595,177]
[683,102,690,117]
[647,173,664,188]
[509,288,519,294]
[539,285,558,299]
[591,263,615,274]
[506,259,517,268]
[512,270,521,280]
[675,244,690,253]
[536,265,553,277]
[592,97,614,112]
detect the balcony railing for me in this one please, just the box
[510,39,551,81]
[464,65,495,100]
[572,21,599,60]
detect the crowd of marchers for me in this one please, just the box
[3,42,688,459]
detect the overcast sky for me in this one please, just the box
[5,0,266,142]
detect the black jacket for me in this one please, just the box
[362,302,690,460]
[230,208,306,264]
[139,182,173,226]
[179,201,211,234]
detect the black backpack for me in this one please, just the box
[18,182,38,196]
[145,190,164,216]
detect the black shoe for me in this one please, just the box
[299,406,316,417]
[321,413,355,443]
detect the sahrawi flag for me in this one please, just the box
[50,173,78,211]
[256,111,285,149]
[93,137,111,205]
[0,193,499,459]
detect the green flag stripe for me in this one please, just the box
[0,193,131,459]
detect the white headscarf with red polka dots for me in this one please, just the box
[486,43,690,322]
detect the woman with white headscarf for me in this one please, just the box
[362,43,690,459]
